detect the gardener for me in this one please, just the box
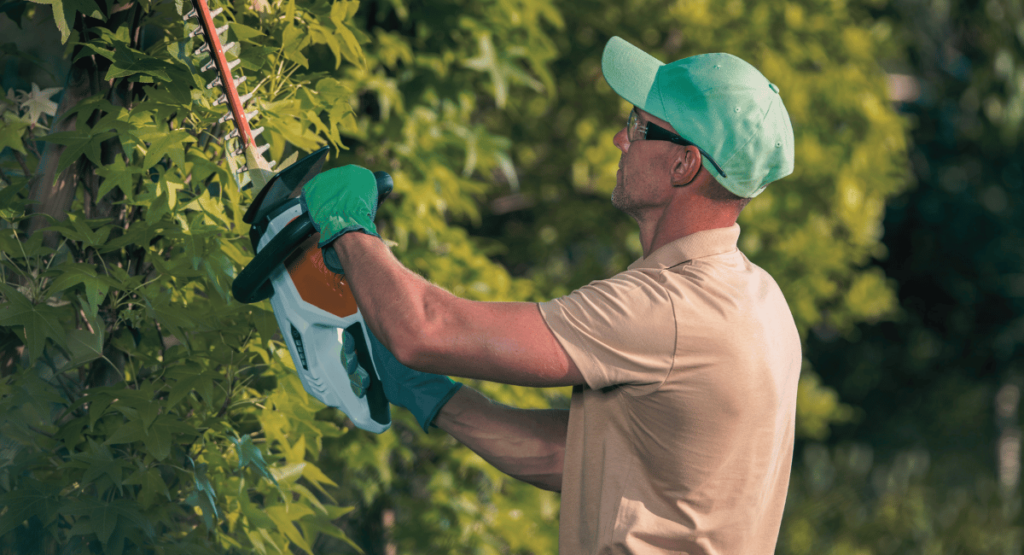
[302,36,800,554]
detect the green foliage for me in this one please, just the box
[0,0,373,551]
[0,0,926,553]
[789,0,1024,551]
[781,443,1022,554]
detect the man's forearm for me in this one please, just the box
[331,232,442,362]
[331,232,585,387]
[434,386,569,492]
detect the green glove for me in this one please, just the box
[300,165,389,274]
[363,326,462,433]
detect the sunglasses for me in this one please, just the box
[627,108,728,179]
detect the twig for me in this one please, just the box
[13,151,30,177]
[53,370,82,404]
[27,424,54,438]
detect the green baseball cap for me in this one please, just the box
[601,36,795,198]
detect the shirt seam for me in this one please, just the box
[538,301,607,391]
[653,288,679,394]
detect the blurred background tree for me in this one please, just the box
[1,0,1019,552]
[783,0,1024,552]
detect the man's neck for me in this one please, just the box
[637,200,740,258]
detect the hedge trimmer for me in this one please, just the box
[184,0,392,433]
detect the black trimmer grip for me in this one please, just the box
[374,171,393,207]
[232,215,315,304]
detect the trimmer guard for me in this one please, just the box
[233,147,392,433]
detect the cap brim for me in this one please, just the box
[601,36,664,112]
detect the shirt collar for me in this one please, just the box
[627,224,741,271]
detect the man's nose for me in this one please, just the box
[613,127,629,153]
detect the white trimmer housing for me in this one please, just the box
[257,200,391,433]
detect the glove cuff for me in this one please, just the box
[320,229,380,275]
[420,381,463,433]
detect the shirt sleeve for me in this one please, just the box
[538,270,677,393]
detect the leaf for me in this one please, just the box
[95,157,142,201]
[270,462,305,485]
[161,176,184,210]
[228,22,265,43]
[230,434,278,485]
[0,1,28,28]
[100,220,154,253]
[144,415,197,461]
[142,297,193,349]
[65,213,115,248]
[19,82,61,124]
[281,25,310,68]
[124,468,171,509]
[87,393,114,428]
[0,113,30,154]
[335,24,365,69]
[0,478,62,535]
[43,129,99,174]
[297,507,360,552]
[142,130,194,170]
[61,325,104,372]
[63,498,155,544]
[93,504,119,545]
[167,371,202,408]
[141,426,171,461]
[73,438,124,489]
[301,460,338,488]
[188,459,219,527]
[309,23,342,70]
[104,418,145,446]
[0,282,69,363]
[46,263,118,311]
[28,0,101,43]
[138,400,159,431]
[105,43,171,82]
[265,505,314,555]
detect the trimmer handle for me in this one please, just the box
[232,169,393,304]
[230,150,396,433]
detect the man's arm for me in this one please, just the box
[433,386,569,492]
[331,232,585,388]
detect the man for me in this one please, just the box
[301,36,800,554]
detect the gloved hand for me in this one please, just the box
[300,165,392,274]
[356,325,462,433]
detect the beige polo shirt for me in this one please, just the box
[538,224,801,555]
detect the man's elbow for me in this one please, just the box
[386,294,456,373]
[378,319,420,368]
[384,318,443,373]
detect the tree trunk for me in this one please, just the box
[21,56,105,249]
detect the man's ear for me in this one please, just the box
[670,145,703,187]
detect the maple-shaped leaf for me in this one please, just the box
[0,282,70,363]
[71,438,126,490]
[95,157,143,201]
[42,126,115,173]
[124,468,171,510]
[0,478,62,536]
[19,82,61,125]
[105,42,172,82]
[63,498,155,545]
[230,434,279,485]
[140,129,194,170]
[0,112,30,154]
